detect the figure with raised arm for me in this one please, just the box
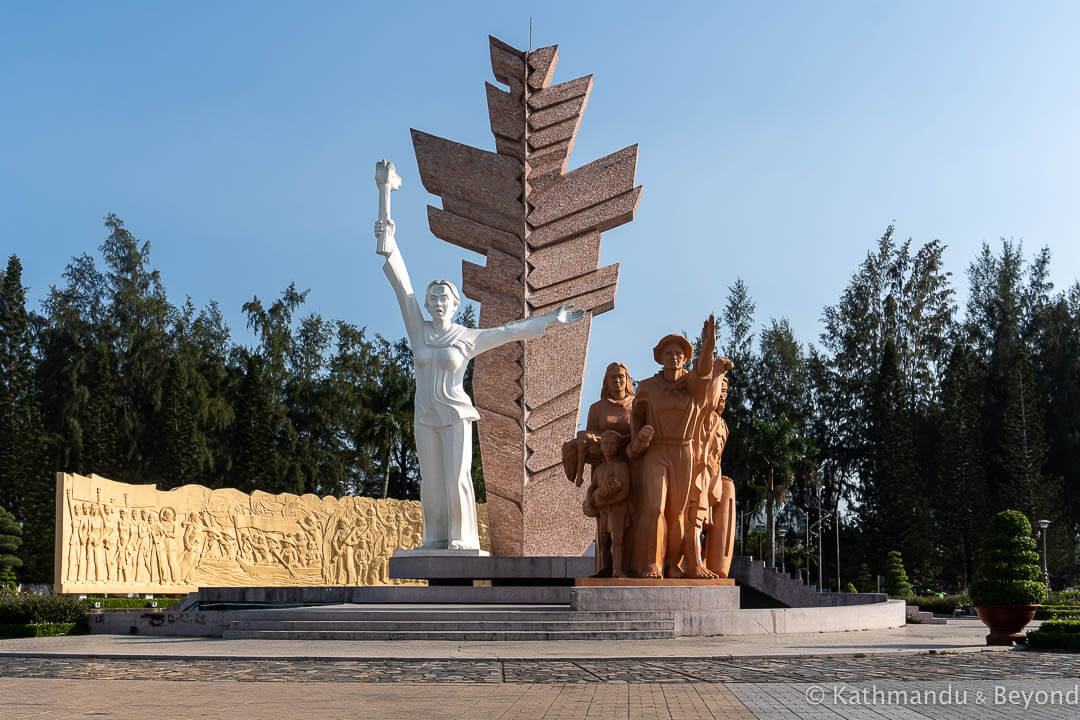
[629,316,716,578]
[373,160,584,551]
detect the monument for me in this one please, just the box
[408,36,643,556]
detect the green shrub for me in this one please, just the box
[914,595,970,615]
[1048,590,1080,607]
[853,563,873,593]
[884,550,913,598]
[969,510,1046,606]
[0,621,77,638]
[1027,620,1080,650]
[1033,606,1080,620]
[0,594,90,625]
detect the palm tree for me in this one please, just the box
[746,417,807,568]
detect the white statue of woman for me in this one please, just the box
[375,216,584,551]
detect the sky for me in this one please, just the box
[3,1,1079,414]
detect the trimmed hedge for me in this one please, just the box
[0,594,89,625]
[1027,619,1080,650]
[913,595,971,615]
[1048,590,1080,607]
[1033,606,1080,620]
[84,597,183,610]
[969,511,1046,606]
[0,621,77,638]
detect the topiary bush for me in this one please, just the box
[969,510,1046,606]
[884,550,913,598]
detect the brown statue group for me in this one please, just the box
[562,315,736,579]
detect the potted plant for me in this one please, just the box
[969,510,1046,645]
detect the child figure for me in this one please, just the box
[590,430,633,578]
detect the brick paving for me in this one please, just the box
[4,642,1080,717]
[1,649,1079,684]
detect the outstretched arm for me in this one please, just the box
[376,219,423,345]
[469,303,586,358]
[687,314,718,397]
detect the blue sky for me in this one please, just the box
[3,1,1079,408]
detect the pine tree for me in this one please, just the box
[159,355,199,489]
[884,550,913,598]
[935,342,986,589]
[0,255,52,582]
[0,505,23,588]
[231,353,281,493]
[720,279,764,554]
[79,342,120,478]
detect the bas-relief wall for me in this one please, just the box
[53,472,490,594]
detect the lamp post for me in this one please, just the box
[1037,519,1051,603]
[778,528,788,575]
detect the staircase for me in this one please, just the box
[730,557,889,608]
[221,605,677,641]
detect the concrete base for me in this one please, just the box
[188,585,572,606]
[571,585,740,613]
[389,555,593,583]
[392,548,490,558]
[90,598,907,638]
[575,578,735,587]
[674,599,908,636]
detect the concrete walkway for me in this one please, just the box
[0,617,1004,659]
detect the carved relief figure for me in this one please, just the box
[64,492,83,582]
[374,199,584,552]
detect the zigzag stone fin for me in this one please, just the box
[526,385,583,431]
[411,130,523,220]
[528,75,592,111]
[526,232,602,290]
[486,82,524,141]
[527,188,641,249]
[527,45,559,89]
[427,206,524,258]
[528,145,638,227]
[523,318,591,408]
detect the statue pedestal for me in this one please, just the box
[389,554,593,587]
[571,583,740,613]
[392,548,490,558]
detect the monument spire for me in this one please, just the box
[411,36,642,555]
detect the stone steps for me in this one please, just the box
[905,606,948,625]
[223,628,675,641]
[221,607,677,641]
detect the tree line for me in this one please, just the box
[0,215,443,583]
[2,216,1078,592]
[714,225,1080,593]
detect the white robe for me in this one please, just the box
[383,249,548,548]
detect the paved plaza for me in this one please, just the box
[2,617,1080,716]
[2,619,1079,718]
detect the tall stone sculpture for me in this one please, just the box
[411,37,642,556]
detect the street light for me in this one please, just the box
[778,529,788,575]
[1038,519,1051,602]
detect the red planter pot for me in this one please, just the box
[974,604,1040,646]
